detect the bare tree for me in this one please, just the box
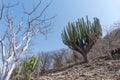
[0,0,53,80]
[52,49,69,68]
[39,52,52,75]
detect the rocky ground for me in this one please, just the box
[36,29,120,80]
[37,58,120,80]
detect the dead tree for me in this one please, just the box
[0,0,53,80]
[39,52,52,75]
[52,49,68,68]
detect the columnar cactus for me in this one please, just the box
[24,56,41,80]
[61,16,102,63]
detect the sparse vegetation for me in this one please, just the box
[65,50,82,64]
[7,21,120,80]
[52,49,69,68]
[24,56,40,80]
[10,55,40,80]
[39,52,52,75]
[0,0,120,80]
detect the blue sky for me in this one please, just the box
[34,0,120,52]
[1,0,120,53]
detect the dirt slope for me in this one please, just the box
[38,59,120,80]
[38,29,120,80]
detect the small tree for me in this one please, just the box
[61,16,102,63]
[65,50,81,64]
[39,52,52,74]
[52,49,68,68]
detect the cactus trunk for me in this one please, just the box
[81,52,88,63]
[26,71,31,80]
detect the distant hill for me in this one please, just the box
[89,28,120,60]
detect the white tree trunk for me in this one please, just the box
[1,62,15,80]
[0,1,51,80]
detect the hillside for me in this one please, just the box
[36,28,120,80]
[39,59,120,80]
[88,28,120,60]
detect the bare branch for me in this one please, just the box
[16,35,27,50]
[18,37,31,58]
[40,52,52,74]
[5,2,19,8]
[24,0,42,15]
[15,21,23,35]
[0,41,6,60]
[35,16,56,23]
[0,0,4,20]
[0,0,19,20]
[30,1,52,23]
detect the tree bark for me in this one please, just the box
[81,53,88,63]
[76,48,89,63]
[1,62,15,80]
